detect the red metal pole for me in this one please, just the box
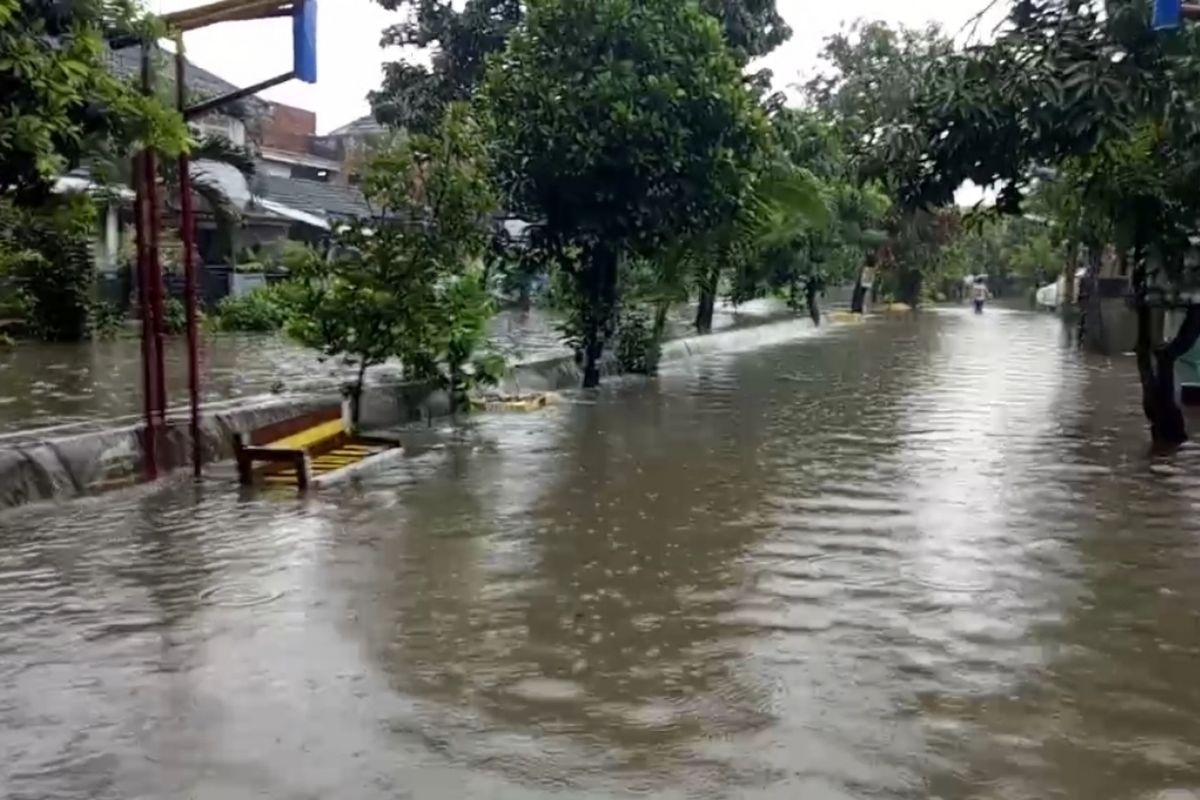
[136,47,159,481]
[133,156,158,481]
[144,148,168,425]
[177,47,203,477]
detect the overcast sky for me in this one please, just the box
[151,0,997,135]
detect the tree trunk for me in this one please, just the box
[695,263,719,334]
[348,361,368,430]
[653,300,669,342]
[805,282,820,326]
[517,276,532,311]
[581,246,619,388]
[1061,243,1078,319]
[1134,281,1200,448]
[1077,246,1104,348]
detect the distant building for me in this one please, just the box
[259,102,342,182]
[77,49,372,307]
[312,115,388,185]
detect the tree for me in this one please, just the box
[371,0,522,134]
[805,20,955,154]
[0,0,185,204]
[371,0,791,134]
[804,20,959,307]
[878,0,1200,446]
[481,0,770,387]
[731,108,888,321]
[0,194,96,341]
[286,103,498,423]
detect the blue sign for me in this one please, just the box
[1154,0,1182,30]
[293,0,317,83]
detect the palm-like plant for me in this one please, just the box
[90,129,257,270]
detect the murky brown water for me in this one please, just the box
[0,301,780,439]
[3,307,1200,799]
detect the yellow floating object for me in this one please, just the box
[470,392,556,413]
[883,302,912,313]
[829,311,865,324]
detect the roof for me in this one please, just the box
[260,175,371,221]
[325,114,385,138]
[106,46,269,115]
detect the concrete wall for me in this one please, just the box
[0,398,334,509]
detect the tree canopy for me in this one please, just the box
[0,0,185,204]
[481,0,771,385]
[877,0,1200,444]
[287,103,499,417]
[371,0,791,133]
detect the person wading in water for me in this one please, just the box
[972,276,991,314]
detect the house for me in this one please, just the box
[259,102,343,182]
[312,114,387,185]
[80,49,375,306]
[107,46,270,147]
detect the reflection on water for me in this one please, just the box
[0,311,569,437]
[0,301,773,438]
[3,308,1200,799]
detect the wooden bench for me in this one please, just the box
[233,406,398,490]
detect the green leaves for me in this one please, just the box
[482,0,767,253]
[286,104,499,406]
[0,1,186,204]
[480,0,772,383]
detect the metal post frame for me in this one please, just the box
[124,0,317,484]
[143,147,168,424]
[136,44,161,480]
[184,71,296,119]
[133,153,158,481]
[177,45,203,477]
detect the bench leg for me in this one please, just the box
[295,452,312,491]
[233,434,253,486]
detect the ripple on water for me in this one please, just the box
[3,309,1200,799]
[196,583,286,608]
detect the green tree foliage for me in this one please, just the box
[286,104,498,421]
[0,0,186,204]
[805,20,955,153]
[879,0,1200,445]
[482,0,770,387]
[371,0,522,134]
[803,20,960,306]
[730,108,888,320]
[0,195,97,341]
[371,0,791,134]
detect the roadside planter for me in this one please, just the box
[229,263,267,298]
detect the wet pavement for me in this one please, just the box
[2,307,1200,799]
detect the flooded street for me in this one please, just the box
[3,307,1200,799]
[0,301,774,438]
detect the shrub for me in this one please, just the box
[615,306,661,375]
[89,301,126,339]
[163,297,189,335]
[0,197,95,341]
[214,283,300,332]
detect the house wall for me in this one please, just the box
[193,113,246,147]
[261,103,317,153]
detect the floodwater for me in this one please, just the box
[0,301,775,439]
[3,307,1200,799]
